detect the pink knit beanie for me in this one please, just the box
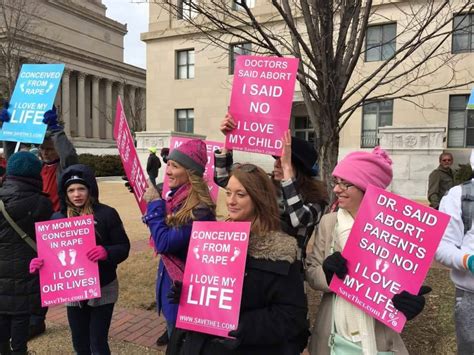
[332,146,393,191]
[167,139,207,176]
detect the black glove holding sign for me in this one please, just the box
[322,251,348,285]
[392,285,432,321]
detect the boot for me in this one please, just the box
[0,342,11,355]
[156,329,169,346]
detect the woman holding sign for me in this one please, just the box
[217,115,328,264]
[168,163,309,355]
[142,139,216,340]
[30,164,130,355]
[305,147,429,355]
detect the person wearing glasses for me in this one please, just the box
[142,139,216,346]
[305,147,430,355]
[427,152,454,210]
[216,114,328,265]
[167,163,308,355]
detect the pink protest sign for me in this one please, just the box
[162,137,223,202]
[35,215,101,307]
[330,185,450,332]
[227,55,299,156]
[176,221,250,337]
[113,96,147,214]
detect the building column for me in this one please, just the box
[77,72,86,137]
[128,85,136,128]
[118,83,124,102]
[92,76,100,138]
[105,80,113,139]
[61,69,70,135]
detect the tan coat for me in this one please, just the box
[305,213,408,355]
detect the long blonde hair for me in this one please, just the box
[166,171,216,226]
[66,195,95,217]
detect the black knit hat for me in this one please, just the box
[274,137,318,176]
[64,174,89,191]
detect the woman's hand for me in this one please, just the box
[143,181,161,203]
[281,130,294,180]
[86,246,108,262]
[392,285,432,320]
[322,252,348,285]
[220,113,236,136]
[29,258,44,274]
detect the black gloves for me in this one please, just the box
[167,280,182,304]
[392,285,432,321]
[322,251,348,285]
[0,101,10,123]
[42,105,61,130]
[215,325,243,350]
[121,176,134,193]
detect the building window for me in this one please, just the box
[448,95,474,147]
[177,0,197,20]
[176,109,194,133]
[365,23,396,62]
[176,49,195,79]
[452,13,474,53]
[361,100,393,148]
[232,0,255,11]
[229,42,252,74]
[292,116,315,145]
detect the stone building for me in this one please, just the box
[0,0,146,152]
[140,0,473,199]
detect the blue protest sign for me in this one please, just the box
[468,88,474,110]
[0,63,65,144]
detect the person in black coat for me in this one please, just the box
[167,164,309,355]
[30,164,130,355]
[0,152,53,355]
[147,147,161,188]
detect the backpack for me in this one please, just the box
[461,181,474,235]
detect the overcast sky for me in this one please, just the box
[102,0,148,69]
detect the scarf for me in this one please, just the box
[333,208,377,355]
[161,183,192,282]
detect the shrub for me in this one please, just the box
[78,154,125,177]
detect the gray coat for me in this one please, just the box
[305,213,408,355]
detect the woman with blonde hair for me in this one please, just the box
[143,139,216,341]
[167,163,309,355]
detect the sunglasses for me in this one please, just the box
[230,163,258,173]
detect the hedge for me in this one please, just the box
[78,154,125,177]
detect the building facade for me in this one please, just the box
[0,0,146,152]
[141,0,473,199]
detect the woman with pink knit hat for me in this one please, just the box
[142,139,216,344]
[305,147,430,355]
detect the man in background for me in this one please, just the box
[428,152,454,209]
[146,147,161,188]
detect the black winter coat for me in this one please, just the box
[53,165,130,287]
[0,177,53,315]
[167,231,309,355]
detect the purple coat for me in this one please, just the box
[144,198,215,324]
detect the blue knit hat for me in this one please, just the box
[7,151,42,179]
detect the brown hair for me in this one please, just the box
[293,173,328,206]
[230,164,280,236]
[166,171,216,226]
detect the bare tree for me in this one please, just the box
[0,0,46,99]
[150,0,474,190]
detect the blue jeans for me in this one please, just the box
[67,303,115,355]
[0,314,29,353]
